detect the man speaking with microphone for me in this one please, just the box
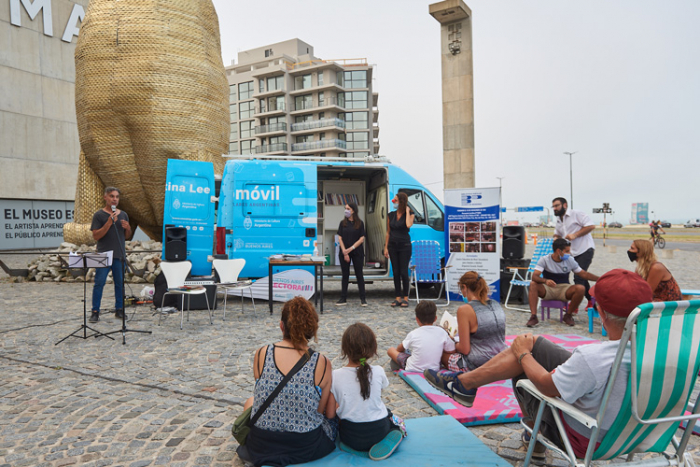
[89,187,132,323]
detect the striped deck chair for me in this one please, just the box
[517,300,700,467]
[503,237,553,311]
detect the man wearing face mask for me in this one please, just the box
[526,238,599,327]
[552,197,596,307]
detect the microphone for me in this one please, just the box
[111,205,117,222]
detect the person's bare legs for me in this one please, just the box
[529,284,545,316]
[565,284,585,314]
[456,339,533,390]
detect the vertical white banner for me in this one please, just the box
[444,188,501,301]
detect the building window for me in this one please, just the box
[294,74,312,90]
[342,91,368,109]
[336,71,344,87]
[229,103,237,122]
[295,114,313,123]
[241,140,255,155]
[319,132,326,140]
[268,95,285,111]
[340,111,368,129]
[267,75,284,92]
[230,124,238,140]
[240,121,254,138]
[270,135,285,145]
[346,131,369,149]
[296,135,312,143]
[239,81,254,100]
[318,91,325,107]
[259,78,264,93]
[344,70,367,89]
[269,116,285,125]
[295,94,313,111]
[229,84,237,102]
[239,101,254,119]
[229,141,239,155]
[317,72,324,86]
[264,48,273,57]
[319,112,325,119]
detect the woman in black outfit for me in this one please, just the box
[384,192,415,307]
[336,202,367,306]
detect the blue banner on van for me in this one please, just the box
[163,159,216,276]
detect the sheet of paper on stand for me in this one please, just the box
[68,251,113,268]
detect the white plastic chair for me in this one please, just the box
[213,259,255,320]
[158,261,212,329]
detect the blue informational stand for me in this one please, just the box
[163,159,216,276]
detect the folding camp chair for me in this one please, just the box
[517,300,700,467]
[409,240,450,306]
[504,238,553,311]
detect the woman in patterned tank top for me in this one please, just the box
[627,240,681,302]
[237,297,336,467]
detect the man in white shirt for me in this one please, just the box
[527,238,599,327]
[552,197,596,306]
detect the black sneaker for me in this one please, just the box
[336,299,347,306]
[115,309,125,319]
[526,315,539,328]
[423,369,477,407]
[563,313,575,326]
[521,430,546,464]
[360,299,368,307]
[89,311,99,323]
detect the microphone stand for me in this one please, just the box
[102,207,152,344]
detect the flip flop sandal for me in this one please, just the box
[400,300,409,307]
[369,430,404,460]
[390,300,401,307]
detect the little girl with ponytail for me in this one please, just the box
[328,323,407,460]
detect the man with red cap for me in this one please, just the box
[424,269,653,462]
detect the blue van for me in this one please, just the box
[215,158,445,280]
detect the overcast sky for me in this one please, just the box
[212,0,699,224]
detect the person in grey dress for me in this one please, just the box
[441,271,507,372]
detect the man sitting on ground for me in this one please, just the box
[424,269,653,462]
[527,238,599,327]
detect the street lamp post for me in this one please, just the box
[563,151,577,208]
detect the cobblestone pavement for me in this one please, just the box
[0,243,698,466]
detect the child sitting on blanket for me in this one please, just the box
[387,301,456,372]
[327,323,407,460]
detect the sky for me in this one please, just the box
[212,0,700,225]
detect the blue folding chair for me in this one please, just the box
[504,238,553,312]
[409,240,450,306]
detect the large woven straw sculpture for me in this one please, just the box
[64,0,229,243]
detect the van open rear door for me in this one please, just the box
[219,160,318,278]
[163,159,216,276]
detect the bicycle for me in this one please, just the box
[651,234,666,249]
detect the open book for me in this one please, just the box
[439,310,458,340]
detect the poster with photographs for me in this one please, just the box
[444,188,501,301]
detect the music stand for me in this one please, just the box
[55,252,114,345]
[102,214,152,344]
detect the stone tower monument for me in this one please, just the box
[429,0,474,189]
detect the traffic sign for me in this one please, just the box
[515,206,544,213]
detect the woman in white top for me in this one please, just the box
[327,323,407,460]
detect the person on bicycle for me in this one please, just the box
[650,221,664,240]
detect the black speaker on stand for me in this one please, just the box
[502,226,526,259]
[164,226,187,261]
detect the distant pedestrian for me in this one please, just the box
[552,197,596,307]
[336,202,367,307]
[384,192,415,307]
[627,239,681,302]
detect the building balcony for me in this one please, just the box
[373,141,380,153]
[256,143,288,155]
[254,87,286,99]
[255,122,288,136]
[291,139,346,154]
[373,124,379,139]
[290,97,344,115]
[289,83,344,96]
[255,102,287,117]
[290,118,345,135]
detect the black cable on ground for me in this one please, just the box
[0,354,244,407]
[0,319,75,334]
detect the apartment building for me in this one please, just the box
[225,39,379,159]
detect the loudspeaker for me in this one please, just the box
[165,226,187,261]
[502,226,526,259]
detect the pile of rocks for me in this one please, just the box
[24,241,163,283]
